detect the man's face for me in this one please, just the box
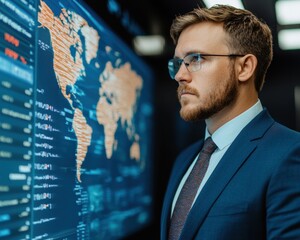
[174,22,239,121]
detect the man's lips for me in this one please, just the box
[178,88,198,98]
[181,90,194,95]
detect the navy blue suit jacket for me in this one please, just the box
[161,109,300,240]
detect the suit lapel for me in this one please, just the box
[179,109,275,240]
[161,140,203,239]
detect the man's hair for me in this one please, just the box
[170,4,273,92]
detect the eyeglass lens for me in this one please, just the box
[168,53,202,79]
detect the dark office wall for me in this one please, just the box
[260,54,299,131]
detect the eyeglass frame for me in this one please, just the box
[168,53,245,79]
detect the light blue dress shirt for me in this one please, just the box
[171,100,263,216]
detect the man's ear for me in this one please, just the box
[236,54,257,82]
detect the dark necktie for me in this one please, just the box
[168,137,217,240]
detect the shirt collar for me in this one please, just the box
[205,100,263,150]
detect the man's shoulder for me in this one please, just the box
[267,121,300,147]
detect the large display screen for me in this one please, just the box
[0,0,154,239]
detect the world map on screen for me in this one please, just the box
[37,0,150,182]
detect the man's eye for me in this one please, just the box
[191,55,202,63]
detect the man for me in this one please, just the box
[161,4,300,240]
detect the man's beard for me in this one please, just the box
[178,66,238,121]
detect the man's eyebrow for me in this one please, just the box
[173,50,206,59]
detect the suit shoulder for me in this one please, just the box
[269,122,300,141]
[259,122,300,157]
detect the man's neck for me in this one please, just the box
[206,98,259,134]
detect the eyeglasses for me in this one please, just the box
[168,53,245,79]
